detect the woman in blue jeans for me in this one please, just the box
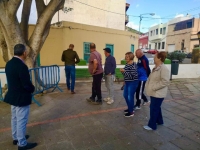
[120,52,139,117]
[144,52,170,130]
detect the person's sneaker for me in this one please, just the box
[143,101,150,105]
[107,99,114,105]
[86,97,95,102]
[92,99,102,105]
[143,126,153,130]
[124,112,134,117]
[18,142,37,150]
[134,106,141,110]
[71,91,76,94]
[13,135,30,145]
[103,97,110,102]
[124,109,128,114]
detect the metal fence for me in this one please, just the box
[0,65,62,106]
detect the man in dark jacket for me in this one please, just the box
[61,44,80,94]
[4,44,37,150]
[103,48,116,104]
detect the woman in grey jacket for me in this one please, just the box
[144,52,170,130]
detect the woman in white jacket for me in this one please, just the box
[144,52,170,130]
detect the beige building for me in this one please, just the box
[0,21,138,68]
[166,17,200,52]
[48,0,128,31]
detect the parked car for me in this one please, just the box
[147,49,158,54]
[141,48,148,53]
[186,52,192,58]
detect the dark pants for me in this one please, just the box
[65,65,75,91]
[148,97,164,130]
[135,81,148,106]
[91,73,103,100]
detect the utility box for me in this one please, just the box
[171,60,179,75]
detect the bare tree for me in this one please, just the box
[0,0,65,68]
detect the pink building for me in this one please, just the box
[139,32,149,49]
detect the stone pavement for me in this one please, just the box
[0,78,200,150]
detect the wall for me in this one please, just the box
[139,36,148,48]
[49,0,126,30]
[36,21,138,66]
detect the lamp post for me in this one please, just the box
[197,31,200,47]
[138,13,155,48]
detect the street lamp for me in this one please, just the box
[197,31,200,47]
[138,13,155,48]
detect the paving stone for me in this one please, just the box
[47,141,74,150]
[153,142,182,150]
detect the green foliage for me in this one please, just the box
[167,51,186,63]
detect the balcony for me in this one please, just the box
[125,15,129,25]
[126,3,130,12]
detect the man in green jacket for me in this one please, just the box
[61,44,80,94]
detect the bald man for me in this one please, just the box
[135,49,151,110]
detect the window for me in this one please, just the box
[105,44,114,56]
[156,29,158,35]
[83,42,91,62]
[187,21,192,28]
[174,18,194,31]
[150,31,153,36]
[131,45,134,53]
[162,42,165,49]
[160,28,162,34]
[158,43,161,49]
[155,43,157,49]
[163,27,166,35]
[149,44,151,49]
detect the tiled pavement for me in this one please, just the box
[0,78,200,150]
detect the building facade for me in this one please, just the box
[148,23,168,51]
[166,17,200,52]
[48,0,127,30]
[139,32,149,49]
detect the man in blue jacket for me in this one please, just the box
[103,48,116,104]
[4,44,37,150]
[135,49,151,109]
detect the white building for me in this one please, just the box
[47,0,128,30]
[148,23,168,51]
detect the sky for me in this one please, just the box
[17,0,200,33]
[126,0,200,33]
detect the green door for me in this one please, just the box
[131,45,134,53]
[105,44,114,56]
[36,53,41,67]
[83,42,90,63]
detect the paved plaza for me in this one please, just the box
[0,78,200,150]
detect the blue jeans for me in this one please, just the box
[123,80,139,113]
[65,65,75,91]
[148,97,164,130]
[11,105,30,147]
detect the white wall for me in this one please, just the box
[1,64,200,85]
[50,0,126,30]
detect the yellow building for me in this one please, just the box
[166,18,200,52]
[0,21,138,68]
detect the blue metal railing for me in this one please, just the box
[29,65,63,106]
[0,71,5,101]
[0,65,63,106]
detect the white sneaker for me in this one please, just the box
[143,101,150,105]
[103,97,110,102]
[107,99,114,105]
[143,126,153,130]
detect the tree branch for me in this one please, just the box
[35,0,46,18]
[7,0,22,16]
[0,20,9,62]
[20,0,32,43]
[29,0,65,59]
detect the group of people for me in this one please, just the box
[3,43,170,150]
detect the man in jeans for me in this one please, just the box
[103,48,116,104]
[86,43,103,105]
[61,44,80,94]
[4,44,37,150]
[135,49,151,110]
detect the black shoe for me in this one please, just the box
[13,135,30,145]
[92,99,102,105]
[86,97,95,102]
[18,143,37,150]
[124,112,134,117]
[124,109,128,114]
